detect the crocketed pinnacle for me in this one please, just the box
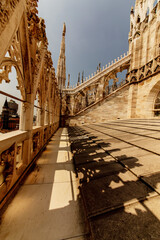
[57,23,66,90]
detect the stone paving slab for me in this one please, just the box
[98,140,132,152]
[101,123,160,134]
[74,149,113,165]
[72,145,100,154]
[111,121,160,129]
[111,145,153,158]
[80,171,154,217]
[74,154,102,165]
[147,132,160,138]
[90,126,160,146]
[0,183,85,240]
[130,138,160,154]
[90,196,160,240]
[76,162,124,183]
[69,122,160,240]
[24,163,76,185]
[71,140,96,149]
[120,153,160,177]
[95,128,151,142]
[142,172,160,194]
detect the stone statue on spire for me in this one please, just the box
[63,22,66,36]
[57,23,66,90]
[67,74,70,88]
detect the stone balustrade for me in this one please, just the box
[0,122,59,207]
[63,52,130,94]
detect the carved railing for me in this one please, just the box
[0,131,27,197]
[0,122,59,205]
[63,52,131,94]
[127,55,160,82]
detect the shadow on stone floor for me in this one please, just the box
[68,126,160,240]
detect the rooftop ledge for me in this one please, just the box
[0,130,28,153]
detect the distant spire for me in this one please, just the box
[99,63,101,71]
[67,74,70,88]
[57,23,66,90]
[81,71,84,83]
[3,98,9,109]
[77,72,80,86]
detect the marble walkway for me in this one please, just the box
[0,128,88,240]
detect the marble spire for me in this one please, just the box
[57,23,66,90]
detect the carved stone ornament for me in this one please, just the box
[0,144,15,188]
[140,66,145,73]
[139,74,144,80]
[154,65,160,72]
[0,0,20,34]
[146,60,153,69]
[131,76,137,82]
[155,56,160,63]
[33,131,40,153]
[26,0,48,46]
[0,64,12,83]
[146,70,152,76]
[22,101,31,112]
[134,31,141,39]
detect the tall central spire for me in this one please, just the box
[57,23,66,90]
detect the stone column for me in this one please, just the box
[19,93,34,165]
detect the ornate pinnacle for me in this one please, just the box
[77,72,80,86]
[68,74,70,88]
[130,6,134,14]
[81,71,84,83]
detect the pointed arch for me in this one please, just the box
[145,80,160,117]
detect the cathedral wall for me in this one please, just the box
[129,1,160,72]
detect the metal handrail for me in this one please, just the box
[0,90,53,113]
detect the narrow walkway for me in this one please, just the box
[0,128,87,240]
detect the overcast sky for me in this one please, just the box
[0,0,135,112]
[38,0,135,86]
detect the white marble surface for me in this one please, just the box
[0,128,87,240]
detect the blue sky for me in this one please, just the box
[38,0,135,86]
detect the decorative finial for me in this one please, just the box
[77,72,80,86]
[68,74,70,88]
[81,71,84,83]
[130,6,134,14]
